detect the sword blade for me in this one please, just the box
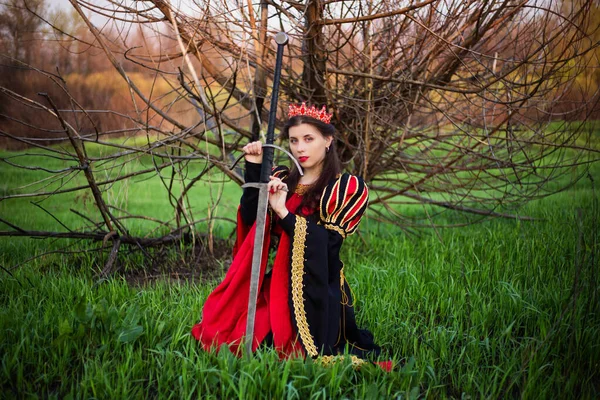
[244,184,269,355]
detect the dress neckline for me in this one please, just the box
[294,183,312,195]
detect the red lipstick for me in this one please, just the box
[298,156,309,162]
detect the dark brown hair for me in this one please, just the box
[281,115,342,215]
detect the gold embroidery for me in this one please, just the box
[290,216,318,357]
[340,265,350,305]
[319,355,366,369]
[324,223,346,238]
[338,269,368,352]
[294,183,312,195]
[350,355,367,367]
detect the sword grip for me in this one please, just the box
[260,33,288,183]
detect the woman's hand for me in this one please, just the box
[243,141,263,164]
[268,176,289,219]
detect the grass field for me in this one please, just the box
[1,142,599,398]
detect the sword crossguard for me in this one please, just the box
[242,182,289,192]
[229,143,304,177]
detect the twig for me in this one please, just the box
[38,92,120,234]
[99,238,122,278]
[30,202,73,233]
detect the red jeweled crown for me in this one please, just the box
[288,102,333,124]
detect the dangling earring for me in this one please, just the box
[326,147,330,153]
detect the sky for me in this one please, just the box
[46,0,109,24]
[48,0,72,13]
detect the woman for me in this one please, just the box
[192,103,382,362]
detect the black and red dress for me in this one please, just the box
[192,162,381,360]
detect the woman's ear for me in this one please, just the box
[326,136,333,148]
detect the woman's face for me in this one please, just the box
[288,123,333,172]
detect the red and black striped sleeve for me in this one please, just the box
[319,173,369,238]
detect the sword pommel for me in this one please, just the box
[275,32,289,46]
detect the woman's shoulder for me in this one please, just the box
[319,172,369,237]
[322,172,368,200]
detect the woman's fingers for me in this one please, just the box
[243,141,263,163]
[243,141,262,155]
[267,176,289,217]
[268,176,288,193]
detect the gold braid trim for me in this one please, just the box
[340,265,350,306]
[319,355,366,369]
[294,183,312,195]
[290,216,318,357]
[324,223,347,238]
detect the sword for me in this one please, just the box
[242,32,294,356]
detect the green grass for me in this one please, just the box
[0,140,242,243]
[1,141,599,398]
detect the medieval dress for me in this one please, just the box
[191,161,382,361]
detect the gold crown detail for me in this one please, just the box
[288,102,333,124]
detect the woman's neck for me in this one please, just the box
[299,165,322,185]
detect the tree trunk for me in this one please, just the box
[302,0,327,105]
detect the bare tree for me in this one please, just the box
[0,0,46,64]
[0,0,599,271]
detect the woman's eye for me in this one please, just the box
[290,139,297,144]
[305,137,313,142]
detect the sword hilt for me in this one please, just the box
[260,32,289,183]
[242,181,289,192]
[229,143,304,176]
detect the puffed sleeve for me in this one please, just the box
[319,173,369,238]
[239,163,289,226]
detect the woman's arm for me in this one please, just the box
[239,141,263,226]
[239,161,262,226]
[240,161,290,227]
